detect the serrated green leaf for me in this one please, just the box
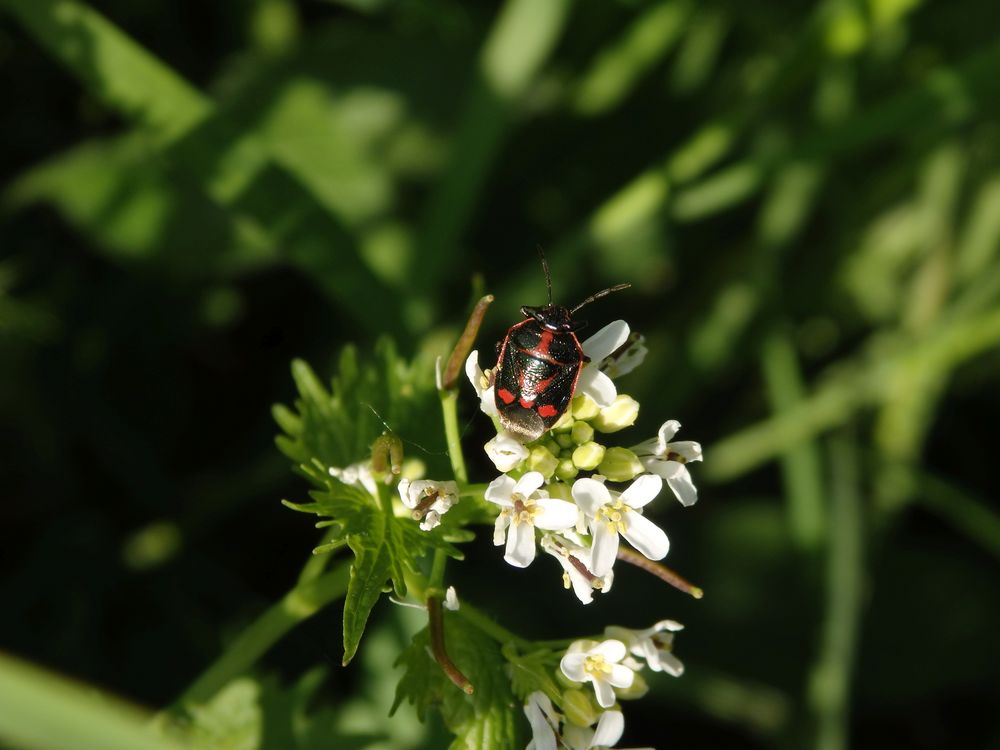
[342,510,396,665]
[393,616,523,750]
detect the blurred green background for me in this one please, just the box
[1,0,999,748]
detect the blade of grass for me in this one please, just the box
[0,652,189,750]
[808,434,864,750]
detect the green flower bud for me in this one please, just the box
[570,421,594,445]
[551,410,575,432]
[542,437,561,456]
[555,458,579,482]
[527,445,559,479]
[597,447,643,482]
[572,441,605,471]
[546,480,573,502]
[571,393,600,420]
[555,433,574,450]
[615,670,649,700]
[561,688,600,727]
[592,394,640,433]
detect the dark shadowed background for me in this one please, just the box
[1,0,999,748]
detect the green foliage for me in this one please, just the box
[274,340,435,475]
[393,617,523,750]
[278,344,460,664]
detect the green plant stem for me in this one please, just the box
[0,652,189,750]
[457,600,531,649]
[177,562,350,708]
[809,436,864,750]
[440,388,468,484]
[296,526,344,585]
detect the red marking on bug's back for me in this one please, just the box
[537,404,558,418]
[498,388,516,404]
[536,329,554,354]
[519,398,534,409]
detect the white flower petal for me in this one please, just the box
[485,433,529,472]
[620,474,663,509]
[524,693,558,750]
[592,639,627,662]
[514,471,546,498]
[592,710,625,747]
[505,521,537,567]
[485,474,516,506]
[534,498,579,531]
[590,522,619,578]
[560,653,587,683]
[652,651,684,677]
[665,464,698,507]
[577,367,618,408]
[493,513,509,546]
[669,440,703,463]
[622,512,669,561]
[419,511,441,531]
[465,350,483,391]
[592,680,617,709]
[582,320,630,362]
[572,477,611,516]
[657,419,681,447]
[607,663,635,690]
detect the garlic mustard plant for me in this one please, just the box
[279,297,703,749]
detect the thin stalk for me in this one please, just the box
[440,389,468,485]
[177,562,350,707]
[428,595,474,695]
[809,436,864,750]
[616,547,704,599]
[457,600,532,649]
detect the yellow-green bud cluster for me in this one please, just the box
[524,393,644,482]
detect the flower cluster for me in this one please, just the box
[524,622,685,749]
[468,320,703,604]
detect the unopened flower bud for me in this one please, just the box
[571,421,594,445]
[527,444,559,479]
[571,394,600,420]
[572,441,605,471]
[561,688,600,727]
[555,458,579,482]
[592,395,639,433]
[555,433,574,450]
[614,670,649,700]
[551,411,575,432]
[597,447,643,482]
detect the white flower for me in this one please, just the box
[560,639,636,709]
[598,331,648,380]
[524,691,560,750]
[486,472,578,568]
[397,478,459,531]
[577,321,631,408]
[572,475,669,577]
[604,620,684,676]
[541,532,613,605]
[444,586,460,611]
[485,431,530,472]
[329,461,379,497]
[465,350,498,417]
[632,420,702,507]
[562,710,626,750]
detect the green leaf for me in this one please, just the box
[505,648,561,703]
[275,339,438,475]
[393,616,523,750]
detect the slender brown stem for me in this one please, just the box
[442,294,494,390]
[428,595,475,694]
[616,548,704,599]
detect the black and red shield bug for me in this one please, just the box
[494,252,629,443]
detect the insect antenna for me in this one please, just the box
[570,283,631,314]
[536,246,553,304]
